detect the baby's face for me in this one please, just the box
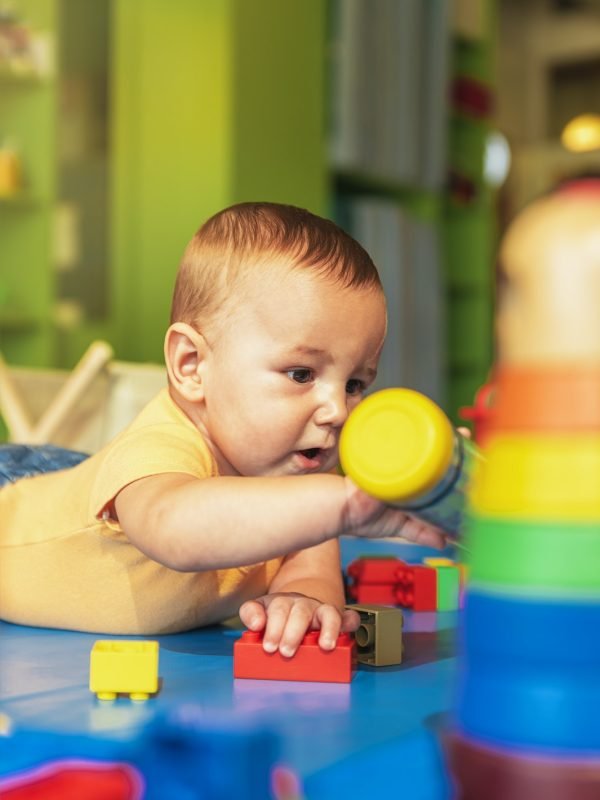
[196,263,387,477]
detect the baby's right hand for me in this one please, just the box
[341,476,447,550]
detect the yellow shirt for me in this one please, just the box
[0,389,283,634]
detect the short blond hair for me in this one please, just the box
[170,202,382,328]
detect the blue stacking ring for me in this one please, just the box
[462,589,600,663]
[455,590,600,752]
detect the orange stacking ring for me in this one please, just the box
[487,364,600,433]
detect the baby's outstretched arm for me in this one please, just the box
[114,472,446,571]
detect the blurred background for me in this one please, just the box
[1,0,600,426]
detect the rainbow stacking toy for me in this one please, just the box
[447,179,600,797]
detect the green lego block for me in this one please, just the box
[433,565,461,611]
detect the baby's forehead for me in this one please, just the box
[240,257,384,296]
[230,260,379,305]
[214,259,385,337]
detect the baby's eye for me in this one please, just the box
[346,378,366,395]
[287,368,314,384]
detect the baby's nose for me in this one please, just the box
[315,388,349,427]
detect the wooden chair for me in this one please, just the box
[0,342,166,452]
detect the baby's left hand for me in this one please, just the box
[239,593,360,658]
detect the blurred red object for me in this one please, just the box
[459,380,496,446]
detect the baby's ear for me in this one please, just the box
[164,322,209,402]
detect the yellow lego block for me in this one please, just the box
[423,557,455,567]
[347,604,403,666]
[89,640,159,701]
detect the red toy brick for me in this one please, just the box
[233,630,356,683]
[348,583,399,605]
[347,557,405,584]
[346,557,406,604]
[394,565,437,611]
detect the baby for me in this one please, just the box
[0,202,445,655]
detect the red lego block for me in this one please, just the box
[0,761,142,800]
[347,557,405,584]
[348,583,399,605]
[394,565,437,611]
[346,557,406,604]
[233,630,356,683]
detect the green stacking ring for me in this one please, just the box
[465,514,600,597]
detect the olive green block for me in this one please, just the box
[346,604,403,667]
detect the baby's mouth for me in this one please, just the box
[299,448,320,459]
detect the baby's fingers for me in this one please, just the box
[399,516,447,549]
[314,604,345,651]
[239,599,267,631]
[266,599,313,657]
[341,607,360,632]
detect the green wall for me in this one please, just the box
[0,0,57,366]
[111,0,327,363]
[1,0,327,367]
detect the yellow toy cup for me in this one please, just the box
[340,388,481,535]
